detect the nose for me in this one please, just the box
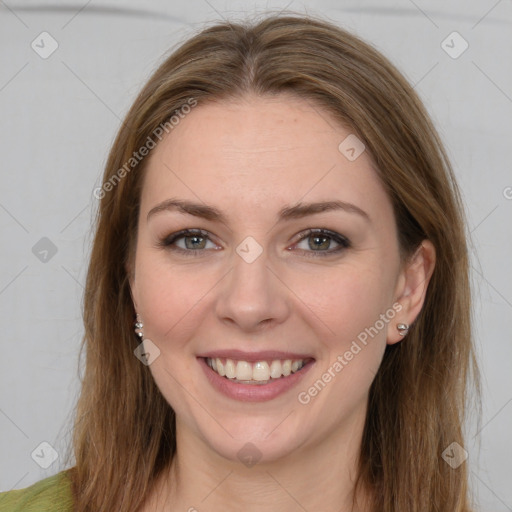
[214,243,291,333]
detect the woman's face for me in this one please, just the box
[129,93,412,464]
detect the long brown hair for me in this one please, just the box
[65,12,480,511]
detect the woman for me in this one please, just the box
[0,11,479,512]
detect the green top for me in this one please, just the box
[0,470,74,511]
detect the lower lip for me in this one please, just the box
[198,357,315,402]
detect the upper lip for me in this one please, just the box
[197,349,315,362]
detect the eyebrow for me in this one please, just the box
[146,198,370,223]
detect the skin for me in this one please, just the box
[128,93,435,512]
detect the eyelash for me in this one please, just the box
[156,228,351,258]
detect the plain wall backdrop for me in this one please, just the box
[1,0,511,510]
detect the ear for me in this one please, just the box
[387,240,436,345]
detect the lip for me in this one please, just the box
[196,349,314,362]
[198,356,315,402]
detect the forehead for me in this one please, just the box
[140,93,393,225]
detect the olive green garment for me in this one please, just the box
[0,469,74,511]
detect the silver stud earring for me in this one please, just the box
[397,323,409,336]
[134,314,144,339]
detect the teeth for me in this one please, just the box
[206,357,306,381]
[270,360,282,379]
[225,359,236,379]
[236,361,252,380]
[253,361,270,381]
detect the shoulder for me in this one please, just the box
[0,469,74,512]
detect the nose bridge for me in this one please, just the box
[215,235,289,330]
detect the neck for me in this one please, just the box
[148,412,372,512]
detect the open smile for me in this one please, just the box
[197,352,315,402]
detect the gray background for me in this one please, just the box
[0,0,511,510]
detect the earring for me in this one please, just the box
[397,323,409,336]
[134,314,144,339]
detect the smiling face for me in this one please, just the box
[128,93,420,465]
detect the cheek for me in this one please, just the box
[133,255,214,411]
[299,266,394,383]
[133,252,217,349]
[297,263,395,343]
[135,249,396,350]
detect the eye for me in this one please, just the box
[157,229,219,256]
[292,228,350,257]
[157,228,351,258]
